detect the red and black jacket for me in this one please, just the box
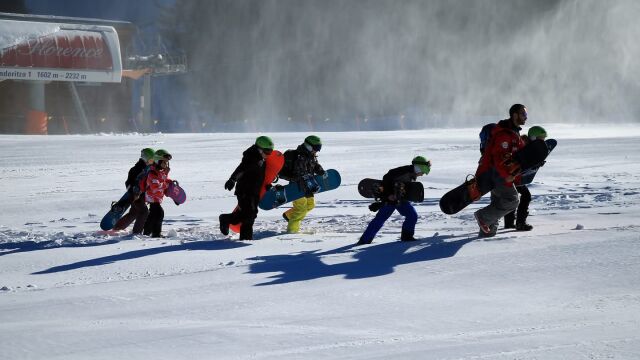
[476,119,526,187]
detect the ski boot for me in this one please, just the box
[219,214,230,236]
[515,211,533,231]
[475,212,497,237]
[400,230,417,242]
[515,222,533,231]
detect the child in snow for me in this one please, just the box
[112,148,155,234]
[219,136,274,240]
[139,149,173,238]
[357,156,431,245]
[278,135,325,233]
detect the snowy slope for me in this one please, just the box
[1,124,640,359]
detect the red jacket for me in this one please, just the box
[476,119,525,187]
[140,165,171,203]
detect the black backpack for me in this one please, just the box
[278,149,298,181]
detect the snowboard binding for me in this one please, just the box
[465,175,483,202]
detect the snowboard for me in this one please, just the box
[439,138,554,215]
[520,139,557,185]
[357,178,424,202]
[166,180,186,205]
[258,169,342,210]
[100,191,131,230]
[229,150,285,233]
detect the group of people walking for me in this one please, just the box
[110,103,548,244]
[218,135,326,240]
[111,148,175,238]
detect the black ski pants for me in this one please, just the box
[144,202,164,238]
[504,185,531,226]
[223,194,259,240]
[113,195,149,234]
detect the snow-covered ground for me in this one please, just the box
[1,124,640,359]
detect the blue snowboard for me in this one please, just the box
[520,139,557,185]
[259,169,341,210]
[100,191,131,230]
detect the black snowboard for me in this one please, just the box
[520,139,557,185]
[358,178,424,202]
[439,138,554,215]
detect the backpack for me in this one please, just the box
[479,123,497,154]
[278,149,298,181]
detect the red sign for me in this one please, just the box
[1,30,113,70]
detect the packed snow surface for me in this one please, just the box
[1,124,640,359]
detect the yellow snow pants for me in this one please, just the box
[284,196,315,233]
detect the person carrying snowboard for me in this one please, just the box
[112,148,155,234]
[357,156,431,245]
[219,136,274,240]
[139,149,173,238]
[474,104,528,237]
[503,125,548,231]
[278,135,326,234]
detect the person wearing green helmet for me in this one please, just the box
[527,126,547,141]
[219,136,274,240]
[357,156,431,245]
[277,135,326,233]
[503,125,548,231]
[138,149,174,237]
[112,148,155,234]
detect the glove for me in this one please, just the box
[265,184,272,191]
[224,178,236,191]
[369,202,384,212]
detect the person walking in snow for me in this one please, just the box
[502,125,548,231]
[357,156,431,245]
[278,135,326,234]
[219,136,274,240]
[112,148,155,234]
[139,149,173,238]
[474,104,528,237]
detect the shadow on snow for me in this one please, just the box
[248,232,477,286]
[32,240,249,275]
[0,239,121,257]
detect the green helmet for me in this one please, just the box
[528,126,547,140]
[255,136,274,151]
[304,135,322,151]
[154,149,172,163]
[140,148,155,162]
[412,156,431,175]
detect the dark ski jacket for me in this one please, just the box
[382,165,417,200]
[125,159,149,194]
[279,144,325,182]
[279,144,325,196]
[229,145,266,198]
[476,119,525,187]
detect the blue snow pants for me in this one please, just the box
[360,201,418,243]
